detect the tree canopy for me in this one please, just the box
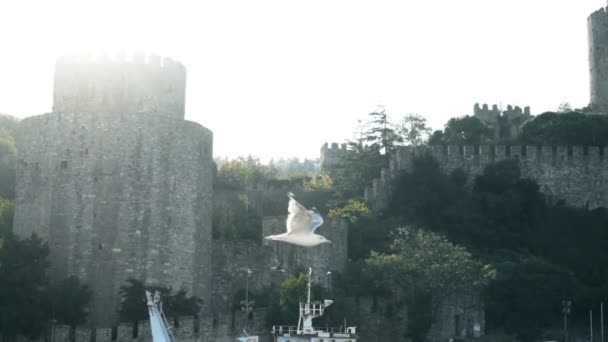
[520,111,608,146]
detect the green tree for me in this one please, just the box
[269,157,319,178]
[212,193,261,242]
[216,156,278,189]
[397,114,432,146]
[118,278,151,323]
[118,278,202,325]
[328,199,370,223]
[484,251,580,342]
[0,234,51,339]
[50,276,93,327]
[0,114,19,135]
[332,142,386,199]
[303,174,333,192]
[266,273,324,326]
[363,105,401,155]
[441,116,494,145]
[520,111,608,146]
[557,102,573,113]
[367,227,495,342]
[0,129,17,199]
[0,198,14,248]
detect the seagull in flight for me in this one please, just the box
[264,193,331,247]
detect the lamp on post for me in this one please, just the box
[563,300,572,342]
[326,271,332,294]
[240,268,255,322]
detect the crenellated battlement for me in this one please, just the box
[473,103,500,122]
[53,51,187,120]
[589,7,608,22]
[473,103,531,121]
[320,142,349,176]
[56,51,186,71]
[321,141,348,151]
[473,103,532,140]
[365,144,608,211]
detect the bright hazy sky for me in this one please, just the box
[0,0,606,161]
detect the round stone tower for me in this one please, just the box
[13,53,213,326]
[53,52,186,119]
[588,6,608,111]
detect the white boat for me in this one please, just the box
[271,268,358,342]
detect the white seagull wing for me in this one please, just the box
[286,196,313,235]
[310,211,324,233]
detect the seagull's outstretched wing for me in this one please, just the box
[286,195,312,235]
[310,211,324,232]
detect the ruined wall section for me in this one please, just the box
[13,111,213,326]
[53,53,186,119]
[589,7,608,111]
[365,145,608,210]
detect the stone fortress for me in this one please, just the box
[14,53,215,325]
[12,52,347,334]
[323,3,608,213]
[11,3,608,342]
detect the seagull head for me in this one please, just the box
[317,235,332,245]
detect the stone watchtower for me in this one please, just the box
[13,53,214,326]
[320,142,348,177]
[589,6,608,111]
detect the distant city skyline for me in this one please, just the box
[0,0,605,161]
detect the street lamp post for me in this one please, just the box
[240,268,255,325]
[563,300,572,342]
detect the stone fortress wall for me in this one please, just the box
[365,143,608,211]
[40,311,270,342]
[12,53,214,326]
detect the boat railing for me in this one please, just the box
[271,325,352,335]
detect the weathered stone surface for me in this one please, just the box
[366,145,608,210]
[13,55,213,326]
[210,240,273,312]
[589,7,608,111]
[53,53,186,120]
[320,142,348,177]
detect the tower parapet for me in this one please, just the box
[588,7,608,111]
[320,142,348,176]
[53,52,186,120]
[473,103,532,140]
